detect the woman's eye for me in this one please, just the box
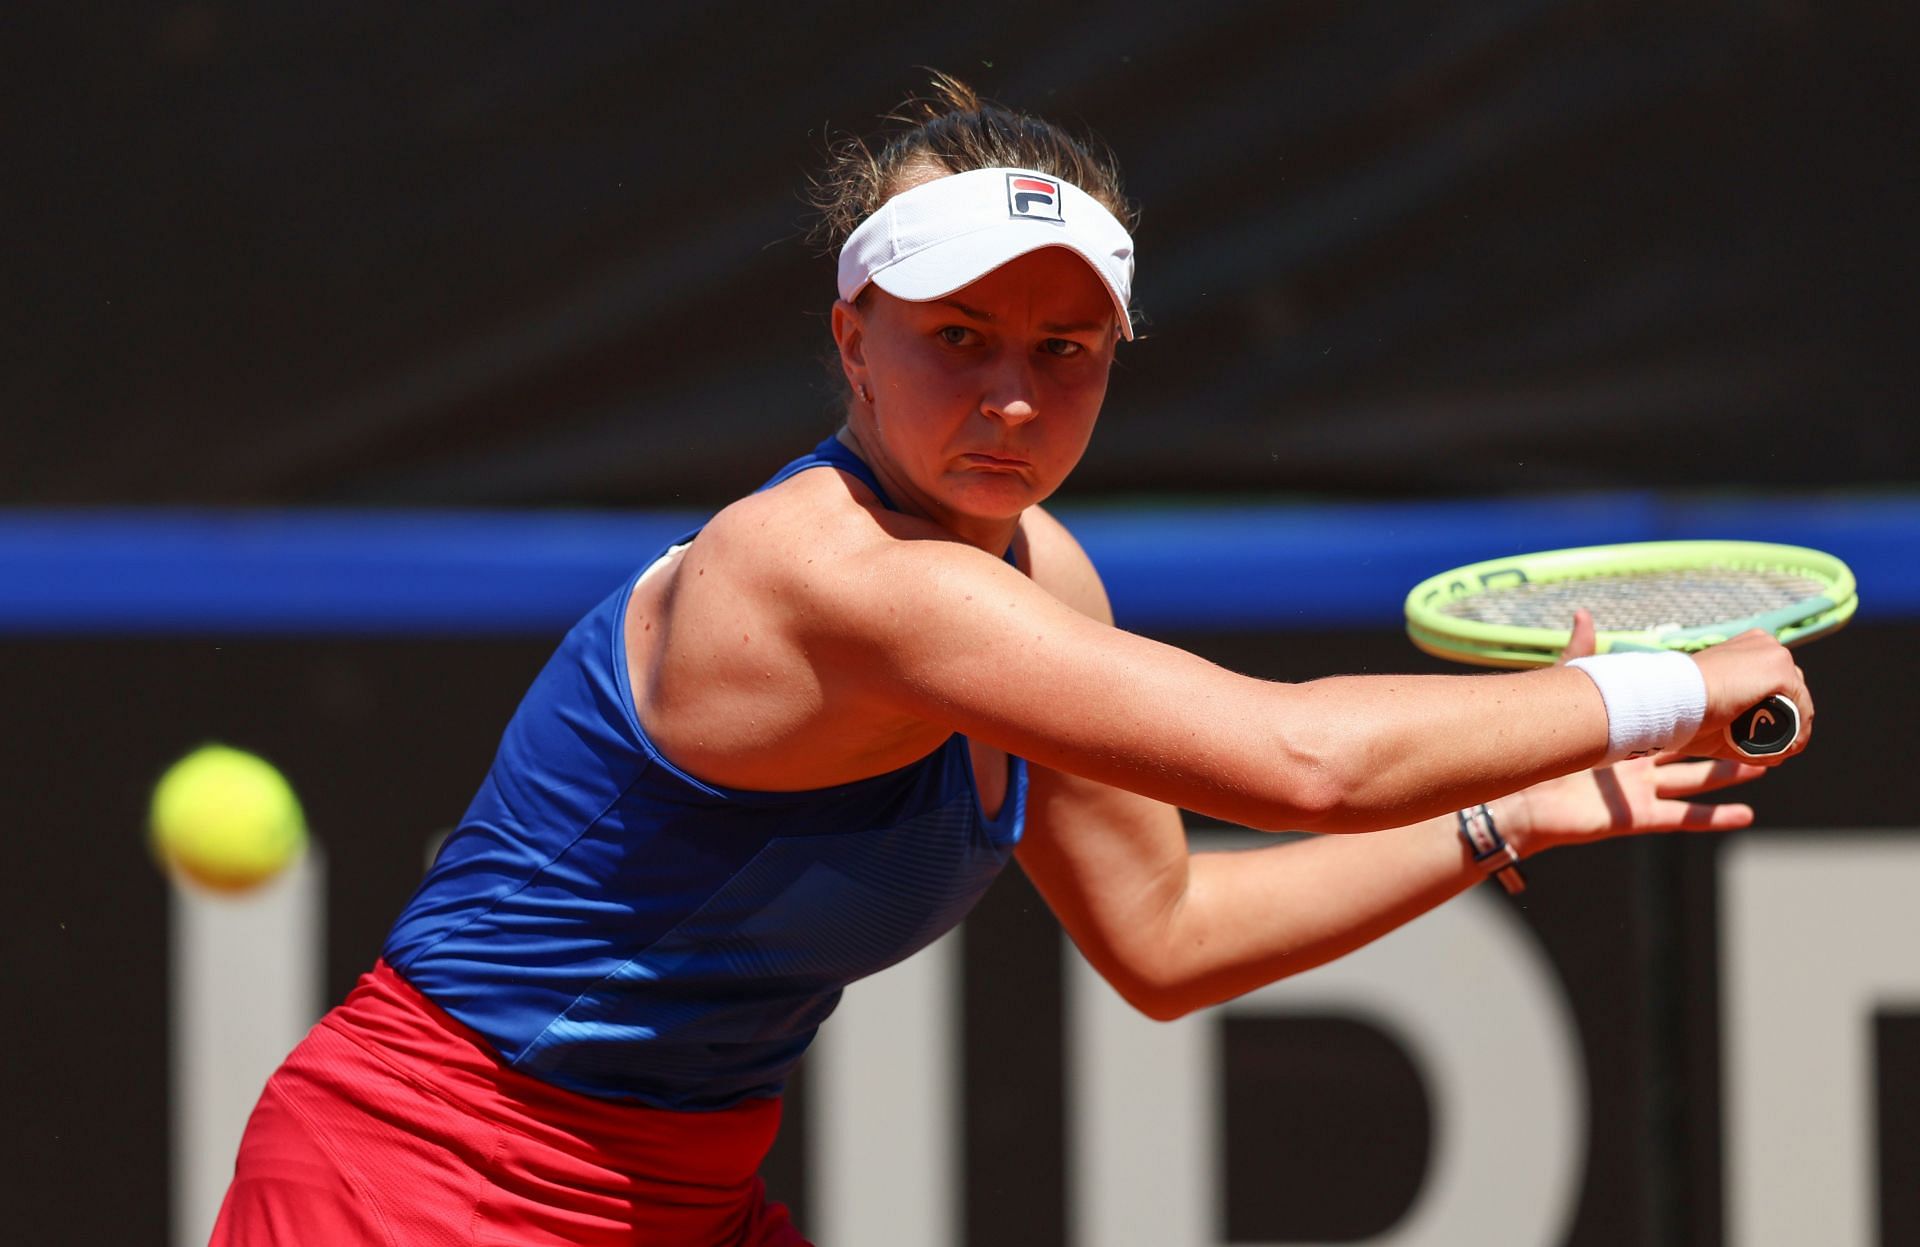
[938,325,975,346]
[1042,338,1084,358]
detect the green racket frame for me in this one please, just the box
[1404,540,1857,669]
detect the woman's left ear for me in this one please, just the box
[831,299,871,394]
[831,299,865,365]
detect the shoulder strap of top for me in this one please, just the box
[758,434,897,511]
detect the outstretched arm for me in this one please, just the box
[1006,566,1775,1020]
[1022,748,1761,1020]
[806,505,1808,835]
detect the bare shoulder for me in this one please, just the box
[666,462,1024,686]
[1019,504,1114,625]
[635,462,988,788]
[680,475,1110,655]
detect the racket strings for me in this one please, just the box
[1436,567,1829,631]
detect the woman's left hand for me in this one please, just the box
[1501,609,1768,857]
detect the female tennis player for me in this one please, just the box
[212,79,1812,1246]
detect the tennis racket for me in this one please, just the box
[1405,540,1855,759]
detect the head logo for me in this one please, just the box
[1007,174,1064,223]
[1748,708,1776,739]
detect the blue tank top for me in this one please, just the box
[383,436,1028,1109]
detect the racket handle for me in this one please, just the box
[1726,694,1798,758]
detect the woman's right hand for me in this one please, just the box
[1685,630,1814,762]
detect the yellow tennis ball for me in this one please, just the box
[150,745,307,892]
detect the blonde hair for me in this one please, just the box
[808,73,1137,254]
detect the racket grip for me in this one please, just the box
[1726,694,1798,758]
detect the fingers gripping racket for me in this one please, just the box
[1405,541,1856,759]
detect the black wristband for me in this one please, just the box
[1457,804,1526,895]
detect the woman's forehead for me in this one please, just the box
[902,247,1116,326]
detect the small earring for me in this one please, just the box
[857,383,872,404]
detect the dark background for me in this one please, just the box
[8,2,1913,507]
[8,623,1915,1245]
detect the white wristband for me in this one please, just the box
[1566,652,1708,762]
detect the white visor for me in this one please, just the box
[837,167,1135,340]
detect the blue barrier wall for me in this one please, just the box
[3,497,1914,635]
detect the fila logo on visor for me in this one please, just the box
[1006,174,1064,222]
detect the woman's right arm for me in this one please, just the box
[801,530,1812,834]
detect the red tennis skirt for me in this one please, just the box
[211,960,810,1247]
